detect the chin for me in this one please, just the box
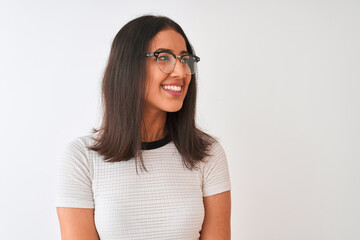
[163,104,183,113]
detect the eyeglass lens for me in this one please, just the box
[157,52,197,75]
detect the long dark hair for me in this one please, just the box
[88,14,218,174]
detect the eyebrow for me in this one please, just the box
[155,48,189,54]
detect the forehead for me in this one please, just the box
[148,28,187,53]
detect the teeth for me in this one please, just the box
[162,85,182,92]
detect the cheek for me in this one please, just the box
[146,68,163,91]
[148,73,167,97]
[185,76,192,92]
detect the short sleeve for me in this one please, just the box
[54,137,95,208]
[201,141,232,197]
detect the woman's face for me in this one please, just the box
[144,28,192,114]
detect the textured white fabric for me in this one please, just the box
[55,133,231,240]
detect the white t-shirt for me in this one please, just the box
[55,133,231,240]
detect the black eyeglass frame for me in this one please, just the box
[145,51,200,74]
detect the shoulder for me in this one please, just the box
[64,133,97,154]
[55,133,97,209]
[198,139,228,175]
[209,140,226,155]
[201,140,227,165]
[200,139,231,197]
[59,133,98,173]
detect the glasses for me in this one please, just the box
[146,51,200,75]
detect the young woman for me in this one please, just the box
[55,15,231,240]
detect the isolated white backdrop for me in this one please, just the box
[0,0,359,239]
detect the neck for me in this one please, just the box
[141,108,168,142]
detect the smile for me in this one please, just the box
[162,85,182,96]
[161,85,182,92]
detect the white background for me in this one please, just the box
[1,0,359,239]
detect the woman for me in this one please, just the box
[55,15,231,240]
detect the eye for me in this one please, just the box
[158,55,170,61]
[157,52,173,62]
[181,56,195,64]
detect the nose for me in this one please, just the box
[170,56,187,78]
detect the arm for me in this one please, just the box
[56,138,98,239]
[200,190,231,240]
[57,207,100,240]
